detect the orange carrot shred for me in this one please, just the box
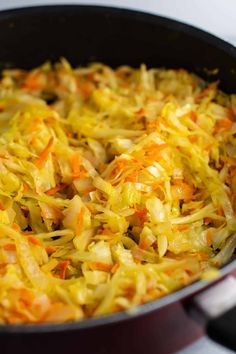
[3,244,16,251]
[145,143,169,161]
[23,183,30,192]
[139,239,149,250]
[190,111,197,122]
[204,217,211,225]
[216,117,233,130]
[111,263,119,273]
[217,207,224,216]
[70,154,80,175]
[189,135,198,143]
[35,137,54,169]
[101,228,113,236]
[227,107,236,120]
[135,207,149,224]
[76,207,85,235]
[171,182,194,202]
[57,260,70,279]
[89,262,113,272]
[80,82,94,98]
[198,252,209,261]
[46,246,57,255]
[21,231,34,235]
[12,223,21,231]
[70,154,86,178]
[23,72,43,90]
[206,230,212,246]
[174,225,190,231]
[46,184,66,196]
[137,107,145,114]
[28,236,42,247]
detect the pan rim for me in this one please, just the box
[0,4,235,59]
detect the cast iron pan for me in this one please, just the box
[0,5,236,354]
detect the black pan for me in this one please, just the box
[1,5,236,354]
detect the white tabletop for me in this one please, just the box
[0,1,235,353]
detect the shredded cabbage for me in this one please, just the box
[0,60,236,324]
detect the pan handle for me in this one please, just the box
[207,306,236,351]
[186,275,236,351]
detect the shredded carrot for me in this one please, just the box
[70,154,86,178]
[23,72,44,90]
[57,260,70,279]
[21,231,34,235]
[81,187,96,196]
[12,223,21,231]
[0,202,5,210]
[101,228,113,236]
[46,246,57,255]
[28,236,42,247]
[79,82,94,98]
[23,183,30,192]
[63,127,73,139]
[110,158,129,178]
[190,111,197,122]
[205,144,212,152]
[76,207,85,235]
[206,230,212,246]
[137,107,145,114]
[35,137,54,169]
[85,202,95,213]
[29,136,38,145]
[204,217,211,225]
[70,154,81,175]
[124,286,135,299]
[89,262,113,272]
[171,182,194,202]
[195,83,218,103]
[134,207,149,225]
[46,184,66,196]
[198,252,209,261]
[227,107,236,120]
[124,172,138,182]
[0,102,6,111]
[189,135,198,143]
[111,263,119,273]
[139,239,149,250]
[3,243,16,251]
[171,177,184,185]
[217,207,224,216]
[147,120,158,130]
[145,143,169,161]
[174,225,190,231]
[17,288,35,306]
[222,156,236,167]
[216,117,233,130]
[165,268,176,276]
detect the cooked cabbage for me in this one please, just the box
[0,60,235,324]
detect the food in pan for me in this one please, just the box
[0,60,236,324]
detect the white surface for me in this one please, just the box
[194,276,236,318]
[0,1,235,353]
[177,337,233,354]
